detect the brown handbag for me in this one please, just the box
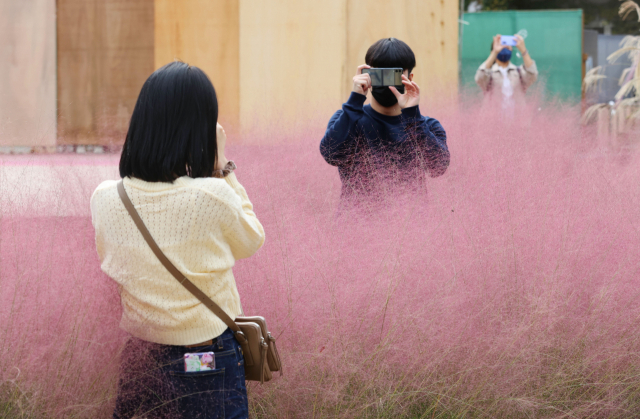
[117,180,281,383]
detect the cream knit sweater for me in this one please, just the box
[90,172,265,345]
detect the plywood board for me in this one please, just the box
[57,0,154,145]
[0,0,56,147]
[239,0,347,133]
[346,0,459,104]
[155,0,240,130]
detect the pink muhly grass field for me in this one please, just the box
[1,97,640,418]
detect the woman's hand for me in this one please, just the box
[389,75,420,109]
[215,123,229,171]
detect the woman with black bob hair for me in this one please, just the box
[91,61,265,418]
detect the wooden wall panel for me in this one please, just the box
[52,0,458,147]
[0,0,56,148]
[346,0,459,104]
[238,0,347,133]
[57,0,154,145]
[155,0,240,130]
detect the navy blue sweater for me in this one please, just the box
[320,92,449,194]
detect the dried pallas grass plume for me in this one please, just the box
[581,66,607,124]
[620,0,640,21]
[609,32,640,120]
[581,102,608,125]
[612,37,640,120]
[582,66,606,96]
[583,2,640,124]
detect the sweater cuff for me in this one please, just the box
[346,92,367,108]
[224,172,242,190]
[523,60,538,74]
[401,105,421,119]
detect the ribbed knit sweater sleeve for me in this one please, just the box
[320,92,367,166]
[221,172,265,260]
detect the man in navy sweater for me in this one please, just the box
[320,38,450,197]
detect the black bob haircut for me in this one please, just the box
[120,61,218,182]
[365,38,416,73]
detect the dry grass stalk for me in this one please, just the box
[583,66,606,96]
[584,2,640,127]
[620,0,640,21]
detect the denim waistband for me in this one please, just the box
[189,328,235,349]
[177,327,235,348]
[214,327,235,342]
[133,327,236,349]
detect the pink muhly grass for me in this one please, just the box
[1,96,640,418]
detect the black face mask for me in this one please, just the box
[371,85,404,107]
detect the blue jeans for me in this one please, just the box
[114,328,248,419]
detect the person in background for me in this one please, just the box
[475,34,538,105]
[320,38,450,199]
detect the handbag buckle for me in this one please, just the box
[234,330,248,344]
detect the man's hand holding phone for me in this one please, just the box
[389,75,420,109]
[353,64,372,96]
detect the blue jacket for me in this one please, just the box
[320,92,450,195]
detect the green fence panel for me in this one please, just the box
[461,10,583,101]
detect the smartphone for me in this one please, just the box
[500,35,517,46]
[184,352,215,372]
[362,68,403,87]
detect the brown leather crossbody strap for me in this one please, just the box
[116,180,241,334]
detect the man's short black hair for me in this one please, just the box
[119,61,219,183]
[365,38,416,73]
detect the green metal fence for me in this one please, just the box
[460,10,583,101]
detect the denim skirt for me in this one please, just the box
[113,328,248,419]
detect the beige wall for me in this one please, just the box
[238,0,348,132]
[0,0,458,148]
[155,0,240,131]
[346,0,459,104]
[238,0,458,132]
[57,0,154,145]
[0,0,56,148]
